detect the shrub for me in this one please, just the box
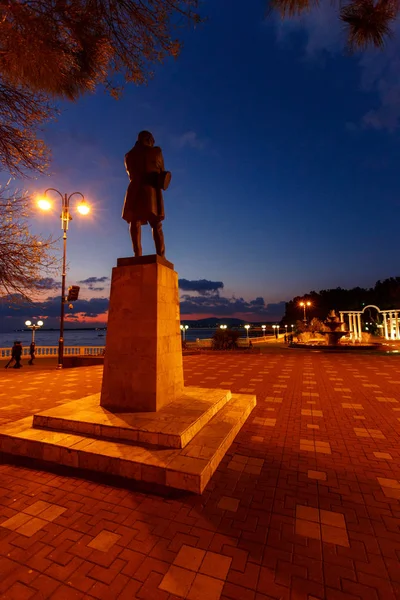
[212,328,240,351]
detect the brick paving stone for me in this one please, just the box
[1,353,400,598]
[159,564,196,596]
[199,551,232,579]
[88,530,121,552]
[188,573,225,600]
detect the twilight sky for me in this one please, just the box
[3,0,400,330]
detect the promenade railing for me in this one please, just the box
[0,346,105,359]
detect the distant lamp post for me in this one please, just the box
[25,320,44,343]
[38,188,90,369]
[180,324,189,341]
[285,324,288,334]
[220,324,228,330]
[299,300,311,323]
[244,324,250,344]
[291,324,294,331]
[261,325,266,338]
[272,324,278,339]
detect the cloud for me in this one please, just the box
[0,280,287,329]
[179,279,224,295]
[171,131,206,150]
[359,37,400,132]
[78,276,109,285]
[0,294,109,329]
[274,7,400,131]
[180,292,286,319]
[36,277,60,291]
[77,276,110,292]
[275,3,343,56]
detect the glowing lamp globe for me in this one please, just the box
[37,320,44,326]
[38,198,51,211]
[77,201,90,215]
[25,320,32,326]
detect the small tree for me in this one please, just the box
[0,185,58,301]
[212,328,240,351]
[308,317,325,334]
[295,319,307,334]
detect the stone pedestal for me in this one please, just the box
[100,255,184,412]
[0,254,257,494]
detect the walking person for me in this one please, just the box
[13,341,23,369]
[4,341,18,369]
[28,341,36,365]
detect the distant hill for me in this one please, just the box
[181,317,244,328]
[180,317,276,328]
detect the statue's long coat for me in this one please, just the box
[122,143,165,225]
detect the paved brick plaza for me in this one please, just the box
[0,350,400,599]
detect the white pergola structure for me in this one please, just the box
[340,305,400,342]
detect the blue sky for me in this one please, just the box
[3,0,400,329]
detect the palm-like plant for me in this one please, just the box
[269,0,398,50]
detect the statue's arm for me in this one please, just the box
[124,155,130,177]
[125,153,134,179]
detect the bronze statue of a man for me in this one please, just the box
[122,131,171,257]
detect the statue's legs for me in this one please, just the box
[150,218,165,257]
[129,221,142,257]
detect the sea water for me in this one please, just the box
[0,327,252,349]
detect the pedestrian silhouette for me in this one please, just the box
[4,341,17,368]
[28,341,36,365]
[13,341,23,368]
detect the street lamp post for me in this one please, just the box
[261,325,266,338]
[25,320,44,343]
[244,324,250,345]
[38,189,90,369]
[299,301,311,324]
[180,324,189,341]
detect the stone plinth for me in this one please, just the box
[0,254,258,494]
[100,255,184,412]
[33,388,232,449]
[0,391,256,494]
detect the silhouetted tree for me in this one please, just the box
[0,0,200,174]
[269,0,397,50]
[281,278,400,325]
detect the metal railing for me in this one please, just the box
[0,346,105,359]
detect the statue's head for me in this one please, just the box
[137,130,155,147]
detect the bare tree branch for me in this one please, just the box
[0,184,59,301]
[0,0,201,175]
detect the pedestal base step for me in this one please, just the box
[33,387,232,449]
[0,393,256,494]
